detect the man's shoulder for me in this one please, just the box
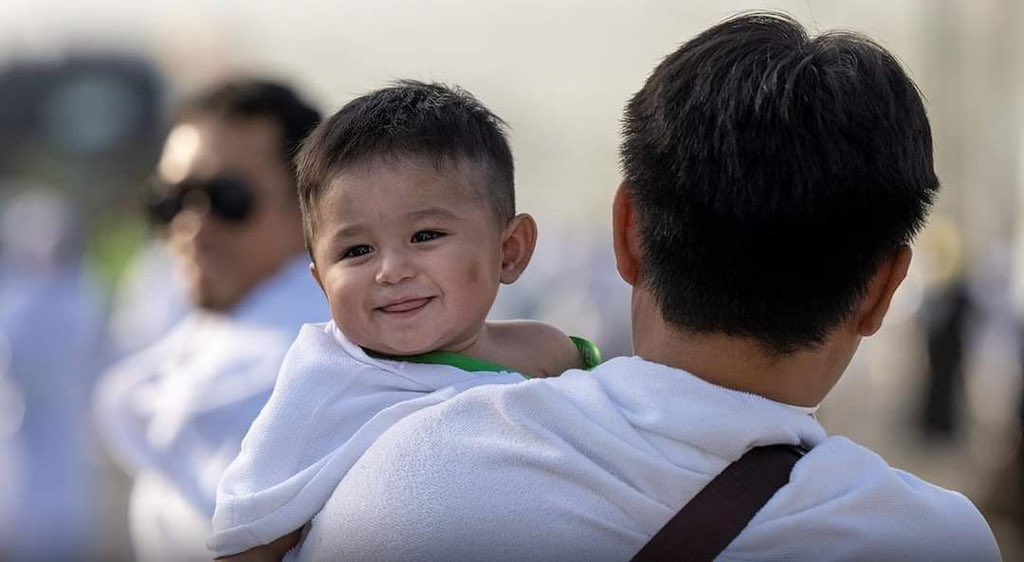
[743,436,1000,561]
[790,436,983,513]
[348,359,645,499]
[100,317,197,377]
[352,368,590,466]
[316,366,644,560]
[97,313,311,399]
[363,356,670,451]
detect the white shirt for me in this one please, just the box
[302,356,1001,562]
[209,322,524,558]
[95,256,326,562]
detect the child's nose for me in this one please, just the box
[375,252,415,285]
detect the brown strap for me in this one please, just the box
[630,444,804,562]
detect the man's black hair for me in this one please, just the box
[177,78,321,181]
[620,12,938,353]
[295,80,514,254]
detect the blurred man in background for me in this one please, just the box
[94,78,323,561]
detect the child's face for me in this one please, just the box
[310,159,506,355]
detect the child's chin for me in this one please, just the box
[377,340,437,356]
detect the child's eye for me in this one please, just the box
[411,231,445,243]
[342,245,373,259]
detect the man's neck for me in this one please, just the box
[631,303,857,408]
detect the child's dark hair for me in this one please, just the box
[620,12,938,354]
[177,78,321,183]
[295,80,515,255]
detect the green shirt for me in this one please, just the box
[367,336,602,375]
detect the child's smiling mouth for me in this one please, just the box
[378,297,434,315]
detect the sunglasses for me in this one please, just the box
[146,176,255,226]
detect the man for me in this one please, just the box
[95,79,323,561]
[300,13,1000,561]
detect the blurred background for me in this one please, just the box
[0,0,1022,559]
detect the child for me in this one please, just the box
[208,80,601,560]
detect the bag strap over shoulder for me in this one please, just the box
[630,444,805,562]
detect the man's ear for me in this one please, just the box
[857,245,913,336]
[499,213,538,284]
[309,262,328,299]
[612,182,642,286]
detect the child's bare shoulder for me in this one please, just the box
[487,320,584,378]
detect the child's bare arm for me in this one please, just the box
[216,529,302,562]
[485,321,589,378]
[527,324,587,377]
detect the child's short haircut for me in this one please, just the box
[620,12,939,354]
[295,80,515,254]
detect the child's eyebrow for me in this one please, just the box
[405,207,459,222]
[326,224,365,241]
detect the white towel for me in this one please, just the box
[208,322,525,557]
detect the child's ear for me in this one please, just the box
[499,213,538,284]
[309,262,328,299]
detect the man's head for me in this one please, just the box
[617,12,938,355]
[151,79,321,312]
[296,81,535,355]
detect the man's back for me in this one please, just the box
[302,357,999,561]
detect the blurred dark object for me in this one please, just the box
[981,438,1024,537]
[0,53,164,217]
[920,277,973,439]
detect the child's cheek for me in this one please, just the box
[464,260,481,284]
[447,246,483,287]
[335,275,362,308]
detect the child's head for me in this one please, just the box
[296,80,536,356]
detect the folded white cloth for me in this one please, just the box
[208,321,525,557]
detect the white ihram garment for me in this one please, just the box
[302,356,1000,562]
